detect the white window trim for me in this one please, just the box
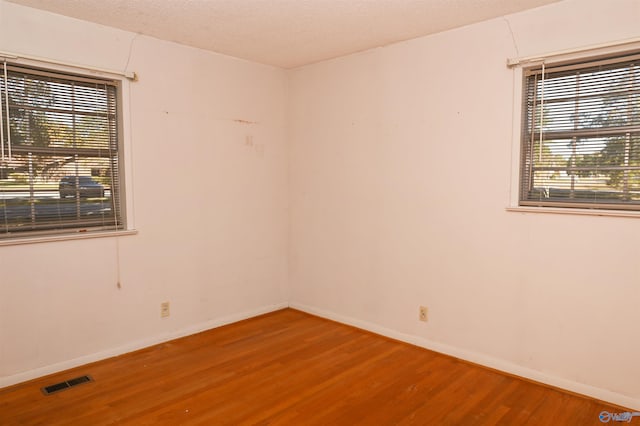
[506,40,640,219]
[0,229,138,247]
[0,56,138,244]
[0,49,137,81]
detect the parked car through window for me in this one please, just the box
[58,176,105,199]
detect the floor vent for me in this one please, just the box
[41,375,93,395]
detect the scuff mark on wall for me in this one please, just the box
[244,135,264,158]
[233,118,258,125]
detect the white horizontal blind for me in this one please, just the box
[520,52,640,210]
[0,63,123,237]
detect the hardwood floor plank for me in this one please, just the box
[0,309,628,425]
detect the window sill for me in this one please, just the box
[506,206,640,219]
[0,229,138,247]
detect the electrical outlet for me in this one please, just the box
[419,306,428,322]
[160,302,170,318]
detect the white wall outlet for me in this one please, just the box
[160,302,170,318]
[419,306,428,322]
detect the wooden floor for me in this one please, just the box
[0,309,626,425]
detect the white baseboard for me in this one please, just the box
[290,302,640,411]
[0,302,288,390]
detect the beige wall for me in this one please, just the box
[288,0,640,409]
[2,0,640,410]
[0,1,289,385]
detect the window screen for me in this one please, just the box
[520,52,640,211]
[0,62,123,238]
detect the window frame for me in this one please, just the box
[0,57,136,245]
[508,45,640,218]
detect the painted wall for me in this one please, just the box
[0,1,289,386]
[288,0,640,409]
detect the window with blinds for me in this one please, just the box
[520,52,640,211]
[0,62,123,239]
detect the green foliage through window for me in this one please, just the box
[0,63,123,238]
[521,52,640,210]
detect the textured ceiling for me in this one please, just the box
[6,0,560,69]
